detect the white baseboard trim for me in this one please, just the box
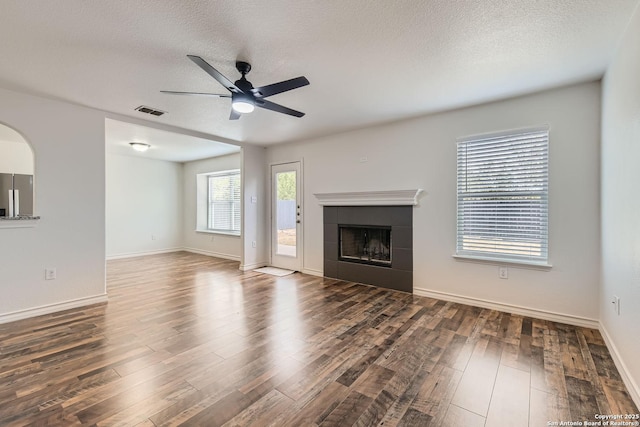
[0,294,108,325]
[599,323,640,409]
[240,262,268,271]
[108,248,242,262]
[301,268,323,277]
[413,287,599,329]
[106,248,182,260]
[183,247,241,262]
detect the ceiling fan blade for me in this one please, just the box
[255,99,305,117]
[252,76,310,98]
[187,55,242,93]
[229,109,241,120]
[161,90,231,97]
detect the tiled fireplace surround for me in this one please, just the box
[317,190,421,293]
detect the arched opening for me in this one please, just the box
[0,122,34,217]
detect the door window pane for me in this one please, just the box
[276,171,296,257]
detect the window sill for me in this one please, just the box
[0,216,40,229]
[195,229,241,237]
[452,254,552,270]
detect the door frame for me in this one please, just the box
[270,160,303,271]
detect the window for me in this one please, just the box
[207,170,241,234]
[456,128,549,265]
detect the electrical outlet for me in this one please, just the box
[45,268,57,280]
[359,156,368,163]
[499,267,508,279]
[210,235,215,242]
[612,295,621,315]
[252,241,257,248]
[151,235,156,241]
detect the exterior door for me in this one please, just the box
[271,162,302,271]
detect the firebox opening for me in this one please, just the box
[339,225,392,267]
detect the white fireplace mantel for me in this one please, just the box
[314,189,424,206]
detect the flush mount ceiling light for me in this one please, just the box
[129,142,150,152]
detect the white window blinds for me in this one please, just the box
[456,128,549,264]
[208,171,241,233]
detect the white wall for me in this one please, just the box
[106,153,183,258]
[266,81,601,323]
[241,146,268,270]
[0,87,106,321]
[182,153,242,260]
[0,139,33,174]
[601,2,640,405]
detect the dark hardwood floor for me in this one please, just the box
[0,252,637,426]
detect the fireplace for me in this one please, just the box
[339,225,392,266]
[322,205,413,293]
[316,190,421,293]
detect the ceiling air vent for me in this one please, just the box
[134,105,166,117]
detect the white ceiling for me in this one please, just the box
[1,0,638,151]
[105,119,240,163]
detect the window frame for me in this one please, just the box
[454,127,551,268]
[205,169,241,236]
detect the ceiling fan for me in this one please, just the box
[162,55,310,120]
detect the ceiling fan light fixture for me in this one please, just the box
[129,142,150,152]
[231,92,255,114]
[231,100,255,113]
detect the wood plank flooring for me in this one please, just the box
[0,251,637,426]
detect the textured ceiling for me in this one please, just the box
[0,0,638,148]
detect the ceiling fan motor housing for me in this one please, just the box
[234,77,254,93]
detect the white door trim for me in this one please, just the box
[270,160,303,271]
